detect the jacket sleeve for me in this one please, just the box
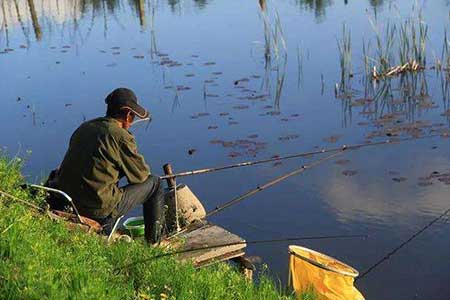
[118,133,151,184]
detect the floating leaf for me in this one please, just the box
[209,139,224,145]
[392,177,407,182]
[233,105,249,110]
[342,170,358,176]
[323,135,342,143]
[335,159,350,165]
[278,134,299,141]
[234,78,250,85]
[228,152,242,158]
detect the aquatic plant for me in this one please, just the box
[337,23,352,92]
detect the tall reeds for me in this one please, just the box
[365,8,428,79]
[337,23,352,91]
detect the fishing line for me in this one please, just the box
[160,134,441,180]
[114,233,368,274]
[356,206,450,281]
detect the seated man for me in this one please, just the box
[47,88,164,244]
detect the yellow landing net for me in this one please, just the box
[288,245,365,300]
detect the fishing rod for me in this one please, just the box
[166,151,346,240]
[0,189,44,213]
[206,151,344,218]
[356,205,450,281]
[160,134,441,180]
[114,233,368,273]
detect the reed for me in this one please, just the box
[366,6,428,79]
[337,23,352,90]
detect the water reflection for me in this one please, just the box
[295,0,333,21]
[294,0,385,21]
[0,0,211,45]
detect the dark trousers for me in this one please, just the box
[98,175,165,244]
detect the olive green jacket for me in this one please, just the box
[54,117,150,218]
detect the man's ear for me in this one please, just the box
[126,110,133,121]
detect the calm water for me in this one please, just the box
[2,0,450,299]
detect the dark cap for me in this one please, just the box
[105,88,149,119]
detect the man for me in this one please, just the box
[48,88,164,244]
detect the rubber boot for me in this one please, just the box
[143,178,165,244]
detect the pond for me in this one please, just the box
[1,0,450,299]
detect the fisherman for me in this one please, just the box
[46,88,164,244]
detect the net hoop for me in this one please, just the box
[289,245,359,277]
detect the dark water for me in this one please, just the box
[2,0,450,299]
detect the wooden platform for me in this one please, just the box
[169,222,247,268]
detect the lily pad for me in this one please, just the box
[323,135,342,143]
[392,177,407,182]
[278,134,299,141]
[335,159,350,165]
[342,170,358,176]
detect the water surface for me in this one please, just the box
[1,0,450,299]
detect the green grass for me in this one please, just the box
[0,154,309,300]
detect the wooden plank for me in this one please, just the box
[194,250,245,268]
[173,223,246,267]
